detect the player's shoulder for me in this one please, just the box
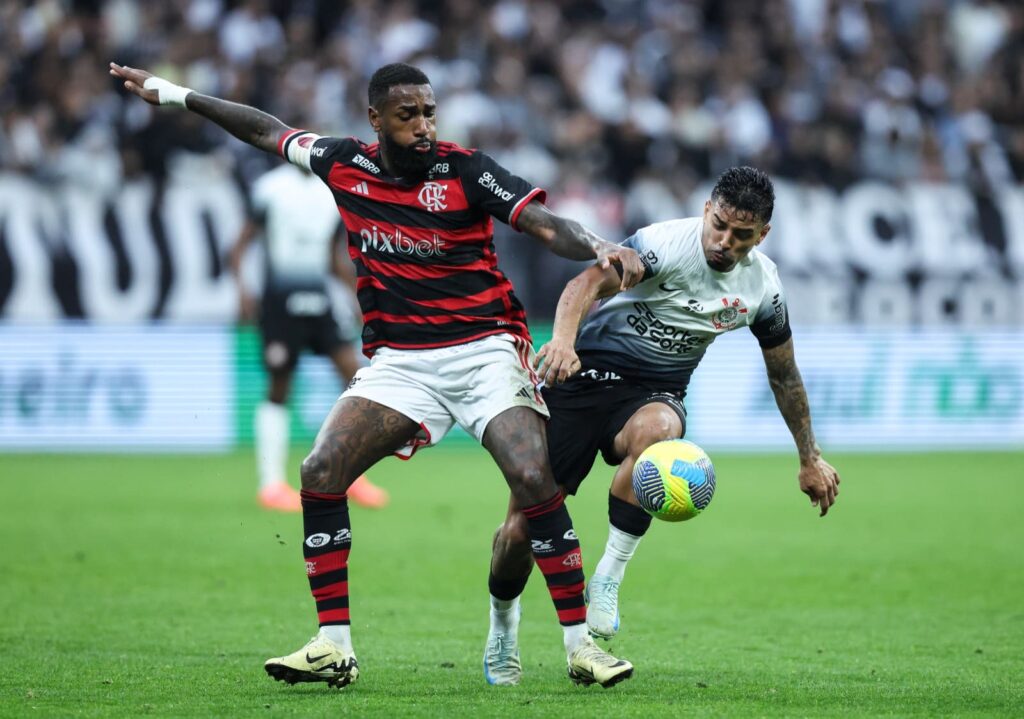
[744,247,782,278]
[635,217,702,253]
[433,141,481,173]
[640,216,701,239]
[436,141,476,159]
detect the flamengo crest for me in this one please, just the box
[417,181,448,212]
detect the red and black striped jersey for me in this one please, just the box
[278,130,545,357]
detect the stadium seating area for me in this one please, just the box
[3,0,1022,222]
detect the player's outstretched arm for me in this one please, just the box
[109,63,291,155]
[534,264,621,386]
[761,338,841,516]
[516,201,643,290]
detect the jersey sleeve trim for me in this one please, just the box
[278,129,322,171]
[755,327,792,349]
[509,188,546,231]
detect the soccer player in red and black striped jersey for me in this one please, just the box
[111,60,642,689]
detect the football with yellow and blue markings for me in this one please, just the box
[631,439,716,522]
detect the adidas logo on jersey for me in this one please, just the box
[350,181,369,196]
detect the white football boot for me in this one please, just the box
[567,636,633,688]
[264,634,359,689]
[585,574,621,639]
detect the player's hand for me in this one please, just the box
[109,62,160,105]
[596,244,644,291]
[799,456,840,517]
[534,337,581,386]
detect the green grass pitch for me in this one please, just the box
[1,448,1022,717]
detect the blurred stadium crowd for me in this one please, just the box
[2,0,1024,321]
[3,0,1023,218]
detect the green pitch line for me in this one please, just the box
[1,449,1022,717]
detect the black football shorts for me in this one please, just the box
[544,369,686,495]
[259,288,351,373]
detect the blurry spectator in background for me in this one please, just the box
[228,159,389,512]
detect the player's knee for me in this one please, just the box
[299,447,339,492]
[507,462,556,504]
[628,410,680,457]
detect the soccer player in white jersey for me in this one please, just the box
[228,162,389,512]
[483,167,841,684]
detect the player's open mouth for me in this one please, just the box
[413,142,433,153]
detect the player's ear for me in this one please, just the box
[368,106,382,134]
[757,223,771,244]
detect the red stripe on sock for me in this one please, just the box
[311,581,349,601]
[318,608,350,624]
[535,549,582,575]
[557,606,587,624]
[305,550,350,577]
[548,581,585,601]
[522,493,564,519]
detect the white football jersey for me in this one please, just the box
[251,163,341,288]
[575,217,791,389]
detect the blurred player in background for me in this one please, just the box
[484,167,841,684]
[228,160,389,512]
[110,60,644,690]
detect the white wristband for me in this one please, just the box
[142,76,193,107]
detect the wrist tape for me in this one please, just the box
[142,77,193,107]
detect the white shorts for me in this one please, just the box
[342,333,548,458]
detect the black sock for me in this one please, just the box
[523,493,586,626]
[300,490,351,626]
[609,492,652,537]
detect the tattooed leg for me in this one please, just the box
[294,397,418,642]
[300,396,420,494]
[483,408,588,632]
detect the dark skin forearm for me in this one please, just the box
[185,94,290,155]
[762,338,820,463]
[108,64,290,154]
[515,201,611,260]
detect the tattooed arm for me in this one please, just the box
[109,63,290,154]
[516,201,643,290]
[762,337,841,516]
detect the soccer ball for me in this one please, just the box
[631,439,716,522]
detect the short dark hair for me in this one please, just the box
[710,166,775,224]
[368,63,431,108]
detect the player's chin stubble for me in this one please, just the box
[381,134,437,179]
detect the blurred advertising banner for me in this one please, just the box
[230,325,1024,453]
[685,329,1024,451]
[1,170,1023,326]
[1,324,1021,452]
[0,324,233,451]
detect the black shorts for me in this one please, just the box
[545,370,686,495]
[259,289,351,373]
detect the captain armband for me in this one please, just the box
[278,130,323,171]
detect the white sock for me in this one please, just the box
[318,625,353,652]
[489,595,520,631]
[255,401,289,490]
[563,623,589,655]
[490,594,518,613]
[593,525,643,582]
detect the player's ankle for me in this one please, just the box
[562,623,589,655]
